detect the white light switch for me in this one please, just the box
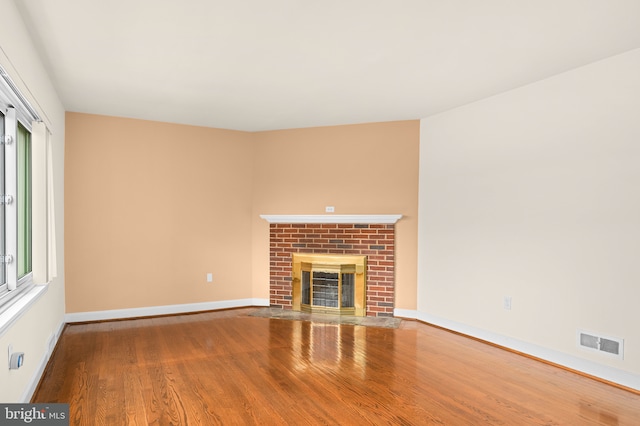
[206,273,213,283]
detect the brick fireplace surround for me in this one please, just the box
[261,215,401,317]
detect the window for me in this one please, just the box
[17,122,32,279]
[0,77,36,308]
[0,110,5,294]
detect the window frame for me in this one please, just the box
[0,80,36,312]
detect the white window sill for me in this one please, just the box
[0,285,48,338]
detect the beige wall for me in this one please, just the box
[65,116,419,313]
[0,1,66,402]
[419,49,640,380]
[251,121,420,310]
[65,113,254,312]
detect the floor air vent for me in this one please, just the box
[577,330,624,359]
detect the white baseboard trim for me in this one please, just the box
[65,298,270,323]
[21,319,65,403]
[394,308,417,319]
[394,308,639,392]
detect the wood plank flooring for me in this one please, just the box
[32,308,640,425]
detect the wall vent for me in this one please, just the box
[577,330,624,359]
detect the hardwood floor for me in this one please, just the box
[33,308,640,425]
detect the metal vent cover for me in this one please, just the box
[579,333,599,349]
[599,338,620,355]
[577,330,623,359]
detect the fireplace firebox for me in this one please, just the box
[292,253,367,316]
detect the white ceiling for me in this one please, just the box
[16,0,640,131]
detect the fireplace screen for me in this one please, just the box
[292,254,366,316]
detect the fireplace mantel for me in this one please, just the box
[260,214,402,224]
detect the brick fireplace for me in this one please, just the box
[261,215,401,317]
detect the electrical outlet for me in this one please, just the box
[206,273,213,283]
[503,296,512,310]
[325,206,335,213]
